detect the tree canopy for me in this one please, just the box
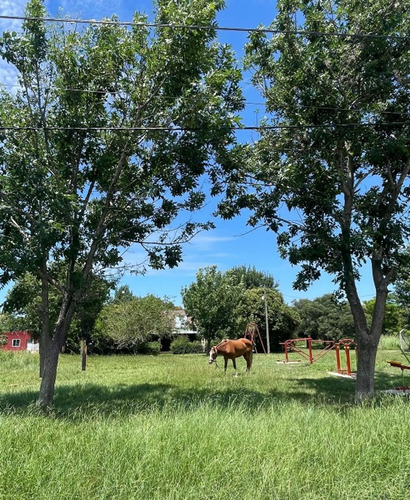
[2,271,114,352]
[218,0,409,400]
[94,294,175,352]
[225,265,278,290]
[392,246,410,329]
[182,265,297,351]
[293,294,355,341]
[182,266,244,350]
[0,0,243,406]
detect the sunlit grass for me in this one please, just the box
[379,334,401,351]
[1,348,410,499]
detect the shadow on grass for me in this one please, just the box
[0,381,339,419]
[1,368,405,420]
[294,369,406,400]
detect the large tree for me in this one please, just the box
[218,0,409,400]
[225,265,278,290]
[226,266,298,350]
[0,0,243,406]
[94,294,174,351]
[182,265,297,352]
[237,287,299,351]
[292,295,355,341]
[182,265,245,351]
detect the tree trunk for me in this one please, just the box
[355,333,379,402]
[37,293,78,408]
[39,262,51,378]
[346,273,387,402]
[38,340,61,408]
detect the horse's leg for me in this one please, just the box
[243,354,249,373]
[245,352,252,373]
[232,358,238,377]
[224,356,228,373]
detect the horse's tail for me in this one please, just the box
[245,342,253,371]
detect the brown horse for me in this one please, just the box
[209,338,253,375]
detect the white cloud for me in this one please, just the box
[187,234,236,252]
[114,231,237,279]
[191,234,235,244]
[0,0,26,27]
[52,0,149,20]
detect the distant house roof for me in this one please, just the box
[172,309,197,335]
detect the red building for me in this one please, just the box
[1,331,32,351]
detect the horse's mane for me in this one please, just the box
[215,338,230,348]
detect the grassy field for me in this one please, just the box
[1,344,410,500]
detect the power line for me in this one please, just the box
[1,82,408,117]
[0,122,407,132]
[0,14,408,40]
[1,83,408,119]
[2,86,408,121]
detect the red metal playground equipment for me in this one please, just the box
[386,329,410,391]
[279,337,357,377]
[334,338,357,377]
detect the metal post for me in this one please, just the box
[307,337,313,364]
[345,345,351,376]
[335,343,341,373]
[263,289,271,354]
[81,338,87,371]
[284,341,289,363]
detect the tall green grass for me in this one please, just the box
[1,349,410,499]
[379,334,401,351]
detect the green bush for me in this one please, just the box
[170,337,203,354]
[138,341,161,355]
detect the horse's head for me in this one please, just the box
[209,346,218,364]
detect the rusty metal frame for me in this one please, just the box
[280,337,335,364]
[244,322,267,354]
[335,338,356,376]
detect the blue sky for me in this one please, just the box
[0,0,377,306]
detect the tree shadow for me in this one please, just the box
[293,369,408,402]
[1,383,174,418]
[1,367,406,420]
[0,380,318,419]
[0,379,349,420]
